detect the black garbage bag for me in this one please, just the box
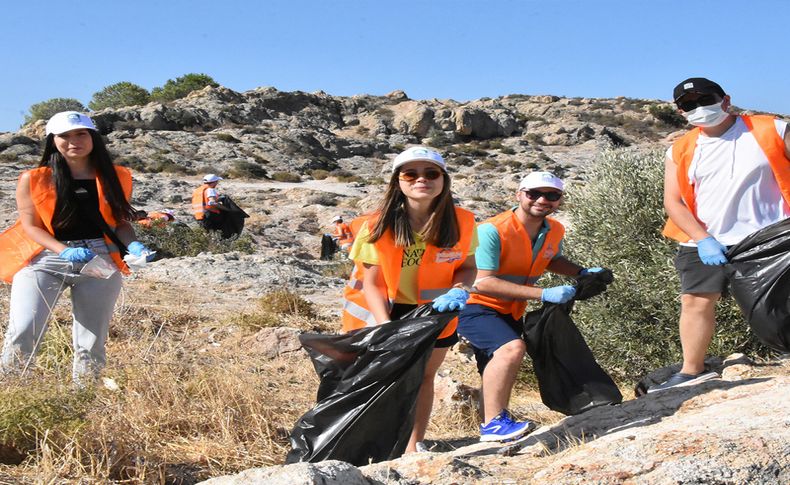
[522,270,622,415]
[726,218,790,352]
[320,234,337,261]
[286,304,456,466]
[213,195,249,239]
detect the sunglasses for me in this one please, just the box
[521,189,562,202]
[398,168,444,182]
[676,94,721,113]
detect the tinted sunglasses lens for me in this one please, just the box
[526,190,561,201]
[678,94,719,112]
[399,169,443,181]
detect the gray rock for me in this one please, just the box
[198,460,372,485]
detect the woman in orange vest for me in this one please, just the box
[0,111,152,384]
[346,146,477,454]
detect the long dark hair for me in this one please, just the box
[40,130,134,229]
[368,169,459,248]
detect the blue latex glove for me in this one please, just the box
[127,241,155,262]
[432,288,470,312]
[697,236,727,265]
[541,285,576,304]
[59,247,96,263]
[579,267,604,276]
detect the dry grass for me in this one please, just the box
[0,282,322,484]
[0,278,571,483]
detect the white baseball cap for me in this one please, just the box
[203,174,223,183]
[519,171,565,192]
[331,215,343,223]
[392,146,446,172]
[45,111,97,136]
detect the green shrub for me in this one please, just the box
[425,128,454,147]
[135,223,255,257]
[89,82,150,111]
[150,73,219,102]
[321,259,355,279]
[331,169,364,184]
[272,171,301,183]
[24,98,86,125]
[500,146,516,155]
[560,147,766,381]
[648,104,687,128]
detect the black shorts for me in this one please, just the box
[390,303,459,349]
[674,246,730,294]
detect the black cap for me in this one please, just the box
[673,77,726,102]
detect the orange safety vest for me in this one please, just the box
[333,222,353,245]
[341,207,476,339]
[191,184,220,220]
[467,211,565,321]
[137,211,174,228]
[663,115,790,242]
[0,166,133,283]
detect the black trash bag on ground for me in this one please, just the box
[320,234,337,261]
[522,269,622,415]
[286,304,455,466]
[725,218,790,352]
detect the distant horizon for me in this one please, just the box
[3,0,789,132]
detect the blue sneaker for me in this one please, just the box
[479,410,535,442]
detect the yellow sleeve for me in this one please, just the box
[348,224,380,265]
[468,225,479,256]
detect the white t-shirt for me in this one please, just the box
[666,117,789,246]
[205,187,218,205]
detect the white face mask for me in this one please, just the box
[682,101,730,127]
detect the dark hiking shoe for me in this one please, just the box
[647,371,719,393]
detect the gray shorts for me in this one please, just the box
[673,246,729,295]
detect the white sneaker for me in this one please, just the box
[415,441,429,453]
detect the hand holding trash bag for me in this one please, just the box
[59,247,96,263]
[541,285,576,304]
[432,288,470,312]
[697,236,728,265]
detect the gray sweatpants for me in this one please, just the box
[1,238,122,383]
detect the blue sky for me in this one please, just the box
[2,0,788,132]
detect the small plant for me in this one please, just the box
[500,146,516,155]
[321,259,355,279]
[331,169,364,184]
[228,160,267,179]
[214,133,241,143]
[311,169,330,180]
[307,193,338,206]
[272,171,302,183]
[258,290,316,318]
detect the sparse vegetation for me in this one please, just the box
[310,169,330,180]
[648,104,687,128]
[272,171,302,183]
[228,160,267,179]
[135,223,255,257]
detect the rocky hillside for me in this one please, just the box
[0,85,685,308]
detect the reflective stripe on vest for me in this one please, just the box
[662,115,790,242]
[342,299,379,327]
[467,211,565,320]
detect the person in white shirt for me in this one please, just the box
[650,77,790,392]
